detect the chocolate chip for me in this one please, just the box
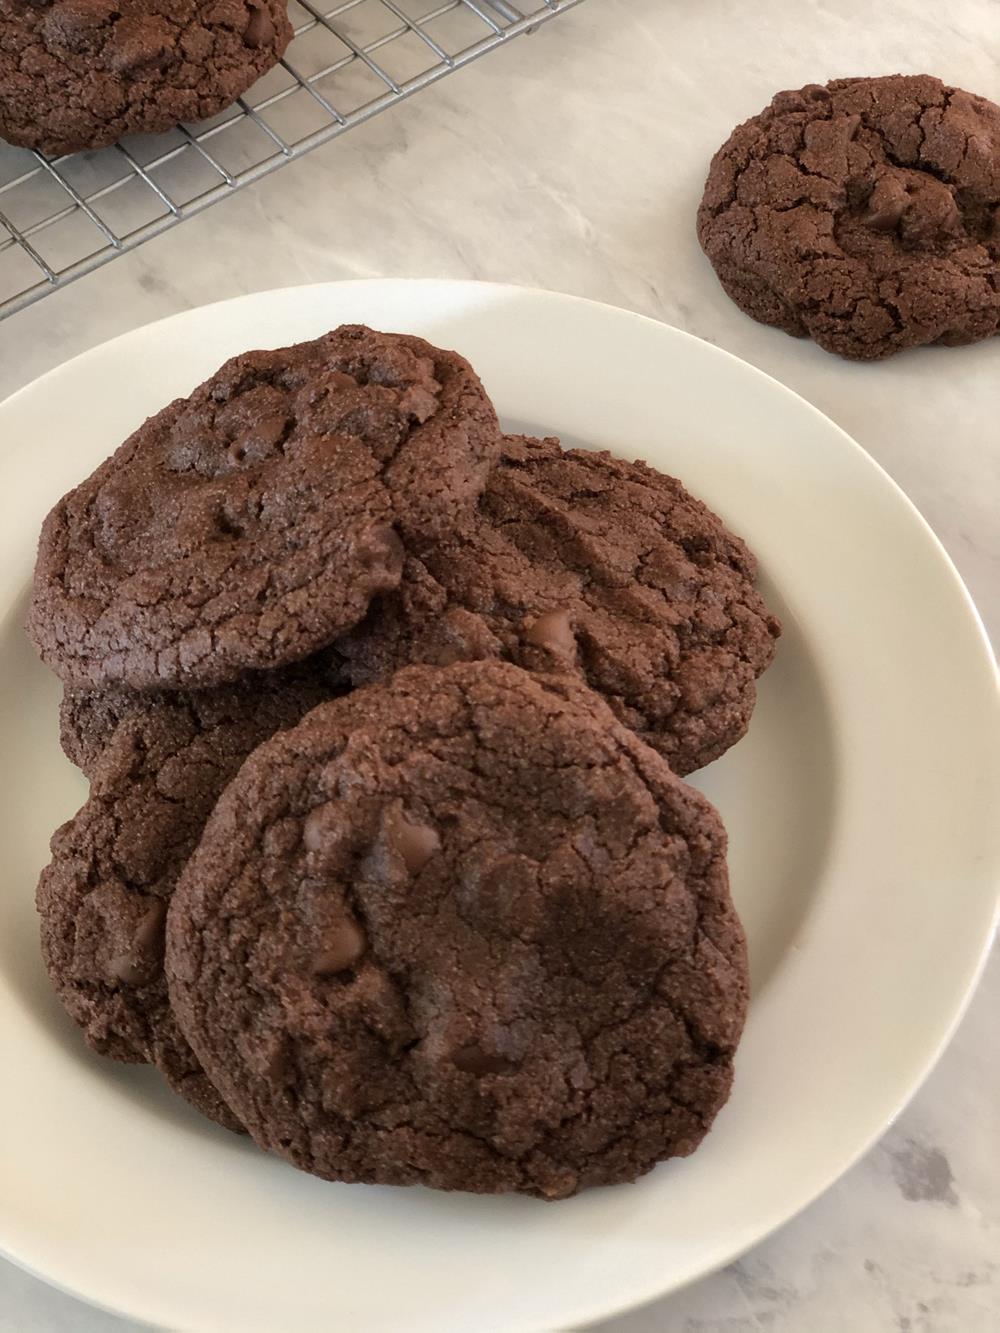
[523,608,576,661]
[862,175,910,233]
[356,524,404,578]
[451,1044,513,1076]
[231,413,290,465]
[244,2,274,48]
[106,18,175,76]
[303,801,339,852]
[107,898,166,986]
[398,384,439,423]
[106,954,148,985]
[900,179,961,248]
[859,169,963,249]
[382,804,440,876]
[312,918,367,976]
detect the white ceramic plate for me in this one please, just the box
[0,280,997,1333]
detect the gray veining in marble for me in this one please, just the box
[1,1,997,1329]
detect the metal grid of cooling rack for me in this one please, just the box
[0,0,584,319]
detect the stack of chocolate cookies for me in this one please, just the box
[28,323,780,1198]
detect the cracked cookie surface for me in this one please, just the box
[27,325,501,690]
[38,654,345,1129]
[165,660,748,1197]
[0,0,292,156]
[698,75,1000,359]
[336,435,780,776]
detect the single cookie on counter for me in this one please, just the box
[37,655,346,1129]
[26,325,501,691]
[698,75,1000,359]
[166,660,749,1198]
[0,0,293,157]
[336,435,780,776]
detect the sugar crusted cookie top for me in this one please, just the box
[699,75,1000,359]
[337,435,780,775]
[27,325,501,690]
[166,660,748,1198]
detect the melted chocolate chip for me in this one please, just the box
[862,175,910,233]
[106,898,166,986]
[303,801,340,852]
[244,2,274,48]
[231,413,290,465]
[356,524,404,578]
[523,608,576,661]
[106,954,149,986]
[312,919,366,976]
[382,804,440,876]
[861,170,962,248]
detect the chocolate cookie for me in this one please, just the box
[0,0,292,157]
[336,436,780,776]
[37,656,345,1128]
[698,75,1000,359]
[27,325,501,691]
[166,661,748,1197]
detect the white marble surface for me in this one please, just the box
[1,1,997,1329]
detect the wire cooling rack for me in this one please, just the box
[0,0,583,318]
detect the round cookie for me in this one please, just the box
[37,655,345,1129]
[336,435,780,776]
[166,661,748,1198]
[0,0,292,157]
[698,75,1000,359]
[27,325,501,691]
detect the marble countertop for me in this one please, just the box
[1,1,997,1329]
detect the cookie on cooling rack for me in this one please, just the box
[335,435,780,776]
[27,325,501,691]
[698,75,1000,359]
[38,655,345,1129]
[0,0,293,157]
[166,660,749,1198]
